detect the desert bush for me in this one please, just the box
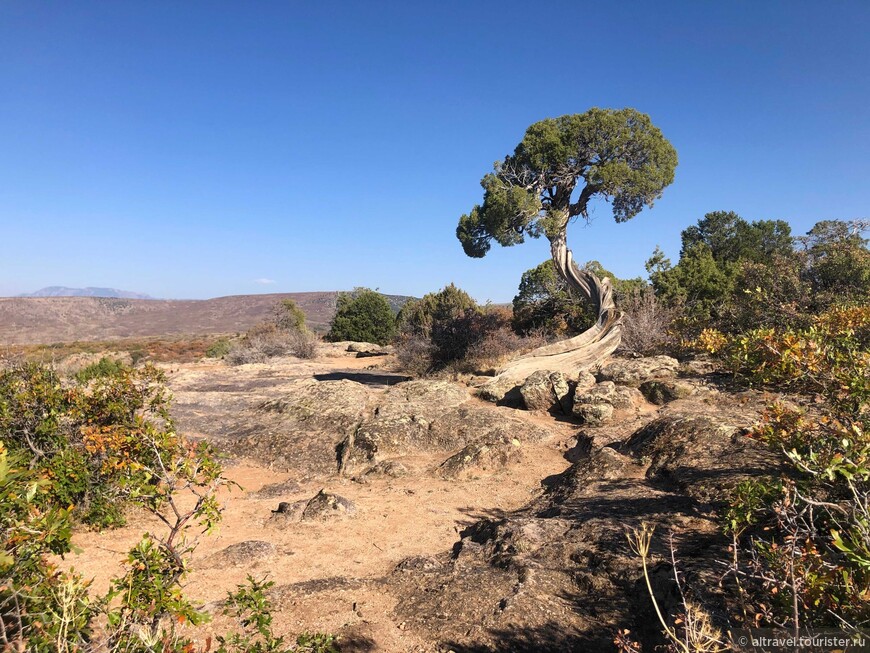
[1,363,192,528]
[216,576,339,653]
[674,304,870,634]
[511,260,595,336]
[396,284,482,371]
[618,285,677,355]
[397,283,478,336]
[206,338,232,359]
[396,287,538,375]
[0,362,336,651]
[327,288,397,345]
[74,356,128,383]
[0,362,235,651]
[394,333,435,376]
[627,306,870,640]
[648,217,870,339]
[274,298,307,332]
[129,348,147,366]
[227,322,318,364]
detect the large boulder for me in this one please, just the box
[229,378,374,473]
[476,375,523,406]
[302,489,357,521]
[619,413,782,503]
[438,437,524,479]
[351,396,550,464]
[429,405,551,448]
[519,370,571,413]
[596,355,679,387]
[573,383,617,425]
[257,378,373,431]
[352,380,470,456]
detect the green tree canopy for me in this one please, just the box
[327,288,397,345]
[800,220,870,302]
[273,298,307,332]
[512,260,593,336]
[680,210,792,264]
[397,283,479,337]
[649,216,870,333]
[512,260,644,336]
[457,108,678,258]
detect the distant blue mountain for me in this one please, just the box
[19,286,154,299]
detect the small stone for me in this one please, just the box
[640,380,696,405]
[301,489,357,521]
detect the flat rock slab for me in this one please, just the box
[200,540,276,568]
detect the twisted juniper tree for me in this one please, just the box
[457,108,677,377]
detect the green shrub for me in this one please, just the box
[216,576,339,653]
[396,285,538,374]
[274,299,307,332]
[129,348,147,366]
[0,362,337,651]
[206,338,232,359]
[327,288,396,345]
[397,283,478,336]
[74,356,128,383]
[705,305,870,631]
[0,363,231,650]
[511,260,594,336]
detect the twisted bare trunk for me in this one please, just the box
[498,227,623,379]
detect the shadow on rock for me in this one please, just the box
[313,371,411,386]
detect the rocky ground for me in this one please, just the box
[67,343,786,652]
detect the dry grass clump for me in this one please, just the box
[226,322,318,364]
[618,286,678,355]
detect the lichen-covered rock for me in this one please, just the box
[353,401,550,462]
[572,382,619,425]
[680,359,718,376]
[349,380,469,457]
[346,341,384,354]
[429,405,551,447]
[363,460,409,478]
[639,379,696,405]
[619,413,782,503]
[574,401,614,425]
[269,499,308,521]
[476,375,523,406]
[301,490,357,521]
[248,479,303,499]
[596,355,679,387]
[438,437,524,479]
[201,540,276,568]
[611,385,646,410]
[519,370,571,413]
[258,379,373,429]
[576,371,598,391]
[229,378,373,473]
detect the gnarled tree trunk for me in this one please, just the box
[498,230,622,379]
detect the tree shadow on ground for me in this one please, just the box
[313,371,411,386]
[440,622,615,653]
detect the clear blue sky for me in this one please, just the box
[1,1,868,301]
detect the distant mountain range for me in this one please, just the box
[19,287,154,299]
[0,291,416,345]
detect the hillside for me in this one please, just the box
[0,292,414,345]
